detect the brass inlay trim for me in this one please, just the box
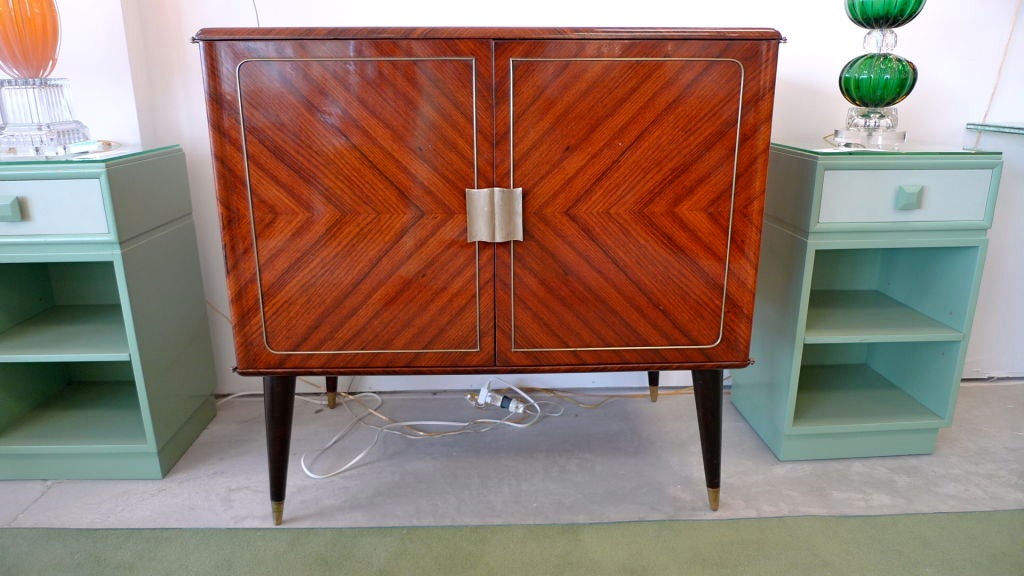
[236,57,482,355]
[507,57,746,352]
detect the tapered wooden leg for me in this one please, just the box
[692,369,723,511]
[325,376,338,409]
[647,370,659,402]
[264,375,296,525]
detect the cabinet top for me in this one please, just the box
[193,27,783,42]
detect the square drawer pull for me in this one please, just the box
[894,185,923,211]
[0,195,21,221]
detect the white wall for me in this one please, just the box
[963,0,1024,378]
[49,0,1020,392]
[23,1,142,147]
[982,0,1024,123]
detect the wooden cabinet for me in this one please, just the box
[731,143,1003,460]
[0,147,217,479]
[197,27,781,523]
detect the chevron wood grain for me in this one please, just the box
[201,32,778,372]
[200,38,497,370]
[493,39,777,366]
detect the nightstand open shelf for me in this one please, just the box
[793,363,946,432]
[0,305,130,361]
[731,143,1002,460]
[805,291,963,343]
[0,261,128,361]
[0,147,217,479]
[0,376,146,450]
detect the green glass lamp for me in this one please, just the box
[834,0,926,149]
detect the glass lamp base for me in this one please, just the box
[833,106,906,150]
[0,120,91,156]
[0,78,91,156]
[833,127,908,150]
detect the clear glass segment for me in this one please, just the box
[0,78,90,156]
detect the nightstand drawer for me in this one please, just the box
[0,179,109,236]
[818,169,994,228]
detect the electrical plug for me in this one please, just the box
[467,382,525,414]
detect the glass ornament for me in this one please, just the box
[845,0,927,30]
[839,53,918,109]
[833,0,927,149]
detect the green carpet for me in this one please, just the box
[2,511,1021,575]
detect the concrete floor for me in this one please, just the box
[1,381,1021,528]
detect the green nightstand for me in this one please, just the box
[0,146,217,478]
[731,142,1003,460]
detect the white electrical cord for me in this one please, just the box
[300,392,385,479]
[216,375,346,406]
[216,389,328,406]
[299,379,561,480]
[219,377,697,482]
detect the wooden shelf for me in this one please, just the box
[792,363,944,433]
[804,290,963,344]
[0,381,147,451]
[0,305,130,362]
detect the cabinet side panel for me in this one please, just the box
[763,148,818,232]
[120,219,217,448]
[730,223,808,453]
[106,149,192,241]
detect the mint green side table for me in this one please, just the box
[0,146,217,478]
[731,142,1002,460]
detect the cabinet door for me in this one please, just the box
[202,39,495,370]
[493,39,778,367]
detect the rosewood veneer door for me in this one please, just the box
[493,40,777,367]
[202,39,496,371]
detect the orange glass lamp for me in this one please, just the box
[0,0,89,155]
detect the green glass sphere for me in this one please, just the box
[846,0,927,29]
[839,53,918,108]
